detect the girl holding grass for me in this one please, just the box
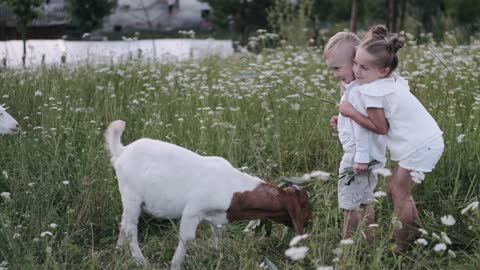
[337,25,444,251]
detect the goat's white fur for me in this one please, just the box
[106,120,266,269]
[0,105,19,135]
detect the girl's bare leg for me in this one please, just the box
[387,166,420,250]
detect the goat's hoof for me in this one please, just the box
[133,257,147,267]
[169,263,181,270]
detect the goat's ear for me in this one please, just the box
[286,194,305,235]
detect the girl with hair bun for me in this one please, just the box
[337,25,444,251]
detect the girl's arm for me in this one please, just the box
[336,101,389,135]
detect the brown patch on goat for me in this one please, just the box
[226,183,310,235]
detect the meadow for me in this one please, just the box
[0,32,479,269]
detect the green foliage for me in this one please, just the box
[66,0,117,34]
[0,0,42,33]
[199,0,273,44]
[267,0,315,46]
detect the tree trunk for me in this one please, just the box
[388,0,398,32]
[22,31,26,68]
[240,0,248,46]
[399,0,407,31]
[350,0,359,33]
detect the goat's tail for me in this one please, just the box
[105,120,126,159]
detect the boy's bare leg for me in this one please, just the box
[387,166,420,251]
[343,209,360,239]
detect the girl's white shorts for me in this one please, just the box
[398,135,444,173]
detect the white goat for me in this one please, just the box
[105,120,310,269]
[0,105,19,135]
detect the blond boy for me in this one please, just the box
[324,32,386,240]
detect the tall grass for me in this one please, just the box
[0,34,479,269]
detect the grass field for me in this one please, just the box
[0,33,479,269]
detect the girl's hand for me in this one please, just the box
[329,115,338,129]
[353,163,369,174]
[336,101,356,117]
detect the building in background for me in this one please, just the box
[0,0,210,40]
[102,0,210,33]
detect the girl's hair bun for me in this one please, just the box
[388,37,404,53]
[367,25,388,40]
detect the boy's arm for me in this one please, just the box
[352,120,370,174]
[337,101,389,135]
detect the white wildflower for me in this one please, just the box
[301,173,310,180]
[415,238,428,246]
[410,171,425,184]
[456,134,465,143]
[2,171,8,179]
[374,191,387,198]
[368,223,379,228]
[291,103,300,111]
[317,266,334,270]
[243,220,260,232]
[332,247,342,256]
[372,168,392,177]
[441,232,452,245]
[461,201,479,215]
[49,223,58,229]
[391,216,403,230]
[433,243,447,252]
[284,246,309,260]
[309,170,330,181]
[340,238,354,245]
[440,215,456,226]
[40,231,53,237]
[1,192,11,200]
[448,250,456,258]
[35,90,43,97]
[62,181,69,185]
[289,234,309,247]
[418,228,428,235]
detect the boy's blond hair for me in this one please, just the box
[323,32,361,62]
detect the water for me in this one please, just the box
[0,39,234,67]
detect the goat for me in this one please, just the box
[0,105,19,135]
[105,120,310,269]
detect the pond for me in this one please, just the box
[0,39,234,67]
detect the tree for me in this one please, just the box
[66,0,117,34]
[200,0,273,45]
[387,0,398,32]
[350,0,360,33]
[1,0,42,67]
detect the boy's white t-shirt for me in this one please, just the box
[338,81,387,163]
[358,74,443,161]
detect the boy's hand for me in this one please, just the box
[329,115,338,129]
[353,162,369,174]
[336,101,355,117]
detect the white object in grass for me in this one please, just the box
[0,105,19,135]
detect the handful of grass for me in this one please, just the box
[339,160,380,186]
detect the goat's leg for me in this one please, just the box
[118,198,146,265]
[170,211,202,270]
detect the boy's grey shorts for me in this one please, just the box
[338,152,384,210]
